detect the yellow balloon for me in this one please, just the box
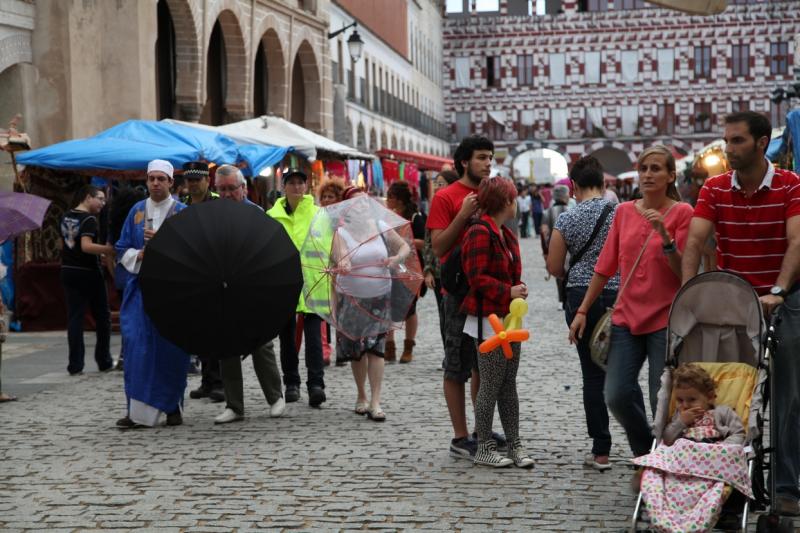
[503,298,529,330]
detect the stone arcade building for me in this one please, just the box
[443,0,800,176]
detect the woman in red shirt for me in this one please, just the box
[461,177,532,468]
[568,145,693,473]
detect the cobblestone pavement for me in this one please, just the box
[0,237,745,531]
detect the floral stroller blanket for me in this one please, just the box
[632,439,753,533]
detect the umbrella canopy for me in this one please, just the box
[0,191,52,243]
[16,120,288,176]
[139,199,302,358]
[300,195,424,340]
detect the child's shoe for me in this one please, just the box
[507,437,534,468]
[474,440,513,468]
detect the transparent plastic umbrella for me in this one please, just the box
[299,194,424,340]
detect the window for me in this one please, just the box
[455,112,471,139]
[615,0,645,7]
[731,44,750,77]
[694,45,711,78]
[586,107,603,136]
[517,55,534,86]
[621,105,638,136]
[486,56,502,88]
[484,116,505,139]
[476,0,500,11]
[657,103,675,134]
[518,109,535,140]
[771,100,788,128]
[695,102,712,133]
[551,108,568,138]
[657,49,674,81]
[621,50,639,83]
[579,0,608,11]
[549,53,565,86]
[455,57,471,88]
[770,42,789,75]
[731,100,749,113]
[347,68,355,99]
[446,0,464,13]
[585,51,601,84]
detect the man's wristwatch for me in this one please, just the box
[770,286,788,298]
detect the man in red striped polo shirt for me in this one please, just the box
[682,111,800,516]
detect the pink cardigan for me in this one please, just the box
[594,201,693,335]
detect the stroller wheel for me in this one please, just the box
[756,514,795,533]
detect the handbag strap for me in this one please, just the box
[565,202,613,284]
[614,201,679,305]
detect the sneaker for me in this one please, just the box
[474,440,513,468]
[507,437,534,468]
[583,453,612,471]
[308,387,326,408]
[285,386,301,403]
[214,408,244,425]
[472,431,507,452]
[269,397,286,418]
[450,436,478,459]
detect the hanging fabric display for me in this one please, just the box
[325,160,348,182]
[372,159,385,193]
[382,159,399,185]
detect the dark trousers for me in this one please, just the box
[220,340,282,415]
[532,211,543,236]
[772,288,800,498]
[433,277,446,347]
[61,267,112,374]
[519,211,531,238]
[565,286,616,456]
[279,313,324,390]
[200,356,223,392]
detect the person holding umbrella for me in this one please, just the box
[115,159,189,428]
[211,165,285,423]
[268,168,328,407]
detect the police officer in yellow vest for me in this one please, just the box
[267,168,327,407]
[182,161,224,403]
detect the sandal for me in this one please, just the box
[0,394,17,403]
[354,401,369,415]
[366,406,386,422]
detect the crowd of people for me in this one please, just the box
[0,110,797,515]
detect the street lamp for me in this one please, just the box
[328,21,365,64]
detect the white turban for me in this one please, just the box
[147,159,174,178]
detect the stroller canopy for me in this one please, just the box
[667,271,763,368]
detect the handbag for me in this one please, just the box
[590,202,677,369]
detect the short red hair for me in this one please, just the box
[478,177,517,216]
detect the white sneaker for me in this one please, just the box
[269,397,286,418]
[214,408,243,424]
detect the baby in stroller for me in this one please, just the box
[633,362,755,532]
[662,364,745,447]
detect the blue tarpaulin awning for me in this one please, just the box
[16,120,289,176]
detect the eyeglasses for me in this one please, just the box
[93,195,107,203]
[217,184,243,193]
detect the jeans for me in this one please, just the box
[519,212,530,238]
[279,313,324,390]
[61,267,112,374]
[432,277,445,348]
[604,325,667,457]
[565,286,617,456]
[773,287,800,498]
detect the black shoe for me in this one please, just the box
[165,411,183,426]
[208,389,225,403]
[116,416,143,429]
[308,387,326,408]
[189,387,209,399]
[285,386,301,403]
[113,358,124,371]
[99,364,114,373]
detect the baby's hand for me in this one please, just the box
[679,406,704,426]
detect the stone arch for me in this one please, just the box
[380,131,388,150]
[0,34,32,75]
[400,137,407,151]
[356,123,367,152]
[391,134,398,149]
[587,144,636,176]
[345,118,354,146]
[290,40,322,132]
[253,27,287,118]
[369,128,377,151]
[162,0,202,120]
[202,9,248,124]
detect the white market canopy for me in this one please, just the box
[163,116,374,162]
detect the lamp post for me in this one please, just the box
[328,21,364,64]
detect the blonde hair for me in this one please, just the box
[637,145,681,202]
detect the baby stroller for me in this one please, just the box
[630,271,794,532]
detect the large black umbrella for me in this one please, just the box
[139,199,301,358]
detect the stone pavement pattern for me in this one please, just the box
[0,237,748,531]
